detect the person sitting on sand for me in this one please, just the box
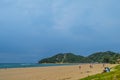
[103,67,110,72]
[106,67,110,72]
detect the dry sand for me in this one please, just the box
[0,64,117,80]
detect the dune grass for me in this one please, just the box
[80,64,120,80]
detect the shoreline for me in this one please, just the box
[0,63,112,69]
[0,63,95,69]
[0,64,118,80]
[0,63,83,69]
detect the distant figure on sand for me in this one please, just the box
[103,63,105,67]
[79,65,81,69]
[89,64,93,68]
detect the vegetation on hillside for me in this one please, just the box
[39,51,120,64]
[39,53,86,63]
[88,51,120,63]
[80,65,120,80]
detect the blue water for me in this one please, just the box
[0,63,79,69]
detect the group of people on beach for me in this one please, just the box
[78,64,94,74]
[79,63,111,73]
[79,64,93,70]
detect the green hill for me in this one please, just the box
[88,51,120,63]
[39,53,86,63]
[38,51,120,64]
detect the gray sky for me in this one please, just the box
[0,0,120,63]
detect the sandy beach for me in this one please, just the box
[0,64,117,80]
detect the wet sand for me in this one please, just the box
[0,64,117,80]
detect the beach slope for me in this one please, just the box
[0,64,117,80]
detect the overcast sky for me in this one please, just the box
[0,0,120,63]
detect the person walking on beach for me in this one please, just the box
[89,64,93,69]
[79,65,83,74]
[79,65,81,69]
[103,63,105,67]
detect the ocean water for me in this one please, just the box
[0,63,79,69]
